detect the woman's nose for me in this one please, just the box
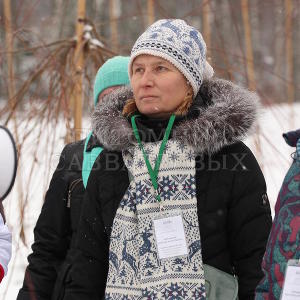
[140,70,154,87]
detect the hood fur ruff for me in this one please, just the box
[92,78,260,154]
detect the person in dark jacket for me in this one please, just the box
[255,129,300,300]
[17,56,130,300]
[63,19,272,300]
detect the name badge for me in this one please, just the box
[281,259,300,300]
[153,212,188,260]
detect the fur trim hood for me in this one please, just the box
[92,78,260,154]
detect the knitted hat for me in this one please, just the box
[129,19,213,97]
[93,56,130,106]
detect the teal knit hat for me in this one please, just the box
[93,56,130,106]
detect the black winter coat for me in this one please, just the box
[62,79,272,300]
[17,139,86,300]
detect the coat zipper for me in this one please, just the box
[67,178,83,208]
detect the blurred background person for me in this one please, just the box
[0,125,16,284]
[16,56,130,300]
[255,129,300,300]
[0,208,11,284]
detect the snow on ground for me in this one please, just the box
[0,103,299,299]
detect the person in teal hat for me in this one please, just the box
[17,56,130,300]
[83,56,130,187]
[93,56,130,106]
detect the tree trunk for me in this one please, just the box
[241,0,263,169]
[109,0,119,53]
[3,0,26,243]
[285,0,294,127]
[257,0,276,100]
[202,0,211,60]
[147,0,155,26]
[241,0,256,90]
[3,0,18,141]
[73,0,86,141]
[285,0,294,104]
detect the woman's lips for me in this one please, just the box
[140,95,158,101]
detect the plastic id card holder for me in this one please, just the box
[152,210,188,261]
[280,259,300,300]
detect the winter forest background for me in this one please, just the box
[0,0,299,298]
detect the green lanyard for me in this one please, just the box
[131,114,176,202]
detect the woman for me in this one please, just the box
[255,129,300,300]
[64,19,272,300]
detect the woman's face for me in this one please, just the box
[131,55,190,118]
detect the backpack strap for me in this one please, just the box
[82,132,103,188]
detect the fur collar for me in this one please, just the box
[92,78,260,154]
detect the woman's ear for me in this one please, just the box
[187,89,193,97]
[175,87,194,116]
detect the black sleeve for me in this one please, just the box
[227,144,272,300]
[17,145,72,300]
[62,165,109,300]
[62,150,129,300]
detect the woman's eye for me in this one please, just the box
[156,65,167,72]
[133,67,143,74]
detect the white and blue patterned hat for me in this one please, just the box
[129,19,213,97]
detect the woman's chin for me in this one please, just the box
[138,107,160,116]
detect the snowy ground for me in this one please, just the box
[0,103,299,299]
